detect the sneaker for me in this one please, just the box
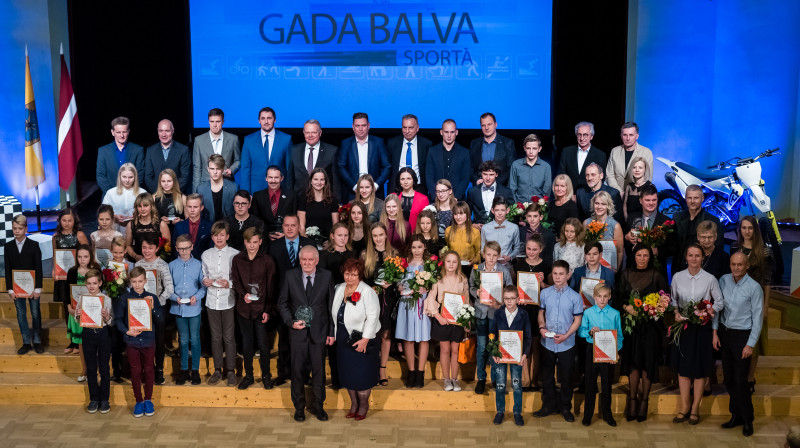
[208,370,223,385]
[452,380,462,392]
[191,370,201,385]
[154,370,165,385]
[87,401,99,414]
[99,401,111,414]
[227,371,237,386]
[493,412,504,425]
[514,414,525,426]
[444,379,454,391]
[17,344,31,355]
[77,375,87,382]
[144,400,155,416]
[133,402,145,418]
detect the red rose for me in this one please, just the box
[531,195,539,202]
[437,261,443,266]
[431,255,438,261]
[350,292,361,303]
[543,195,549,202]
[401,258,409,269]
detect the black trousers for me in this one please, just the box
[583,345,613,421]
[541,345,576,412]
[289,329,326,412]
[270,319,292,379]
[238,314,271,378]
[154,307,167,371]
[110,298,124,375]
[83,327,112,402]
[719,325,754,423]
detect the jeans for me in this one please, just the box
[475,317,490,382]
[493,359,523,414]
[14,297,41,344]
[83,327,112,402]
[175,315,202,371]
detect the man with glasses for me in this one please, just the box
[425,119,471,200]
[225,190,265,251]
[558,121,606,191]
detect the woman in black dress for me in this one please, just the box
[347,201,371,257]
[415,209,445,257]
[614,243,667,422]
[125,193,170,262]
[621,159,650,222]
[331,258,381,420]
[319,223,356,286]
[548,174,579,234]
[299,168,339,238]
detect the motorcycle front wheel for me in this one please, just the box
[657,190,687,219]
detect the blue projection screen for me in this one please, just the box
[189,0,552,129]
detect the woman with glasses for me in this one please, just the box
[433,179,457,238]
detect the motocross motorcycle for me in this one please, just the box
[656,148,783,283]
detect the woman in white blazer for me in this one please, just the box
[331,258,381,421]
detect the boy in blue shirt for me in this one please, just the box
[578,283,623,426]
[169,234,206,385]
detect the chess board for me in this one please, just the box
[0,195,23,273]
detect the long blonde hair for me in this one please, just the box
[380,193,408,242]
[356,174,377,214]
[363,222,398,278]
[434,179,458,210]
[624,156,651,187]
[558,217,585,246]
[132,193,160,227]
[153,169,184,215]
[116,163,141,196]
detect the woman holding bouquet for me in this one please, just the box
[395,235,433,388]
[583,191,623,270]
[425,250,469,392]
[331,258,381,420]
[614,243,667,422]
[670,243,724,425]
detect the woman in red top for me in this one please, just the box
[395,167,429,233]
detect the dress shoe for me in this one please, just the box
[474,379,486,395]
[87,401,99,414]
[721,417,743,429]
[533,408,559,418]
[17,344,31,355]
[33,343,44,354]
[154,370,165,385]
[513,414,524,426]
[294,410,305,422]
[111,374,124,384]
[227,371,237,386]
[604,417,617,427]
[315,409,329,421]
[493,412,504,425]
[346,412,357,419]
[581,418,591,426]
[406,371,417,388]
[274,376,288,386]
[191,370,201,385]
[354,413,366,421]
[208,370,223,385]
[561,411,575,422]
[175,371,187,386]
[742,423,754,436]
[238,376,254,390]
[262,377,274,390]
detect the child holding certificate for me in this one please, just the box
[489,286,532,426]
[53,208,89,354]
[67,245,102,382]
[469,241,513,395]
[108,236,131,383]
[425,250,469,391]
[578,283,623,427]
[74,269,114,414]
[4,214,43,355]
[115,267,162,418]
[90,205,122,267]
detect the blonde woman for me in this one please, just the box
[153,169,186,223]
[125,193,170,261]
[548,174,579,235]
[583,190,623,270]
[101,163,144,235]
[622,157,651,221]
[355,174,384,223]
[380,193,411,252]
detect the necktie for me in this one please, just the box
[213,138,221,154]
[288,241,296,266]
[271,192,278,215]
[305,275,312,298]
[405,142,413,167]
[482,185,495,192]
[307,146,315,174]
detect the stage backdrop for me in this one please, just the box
[189,0,553,130]
[628,0,800,218]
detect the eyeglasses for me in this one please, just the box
[176,246,192,252]
[233,202,249,207]
[577,133,592,138]
[436,189,451,194]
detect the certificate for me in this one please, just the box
[479,272,503,305]
[592,330,618,363]
[517,272,540,305]
[145,269,158,295]
[579,277,604,309]
[441,292,467,324]
[70,284,90,309]
[11,270,35,298]
[95,249,112,267]
[128,298,152,331]
[54,249,76,280]
[498,330,523,364]
[79,295,104,328]
[598,240,617,271]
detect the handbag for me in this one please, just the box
[347,330,363,348]
[458,334,477,364]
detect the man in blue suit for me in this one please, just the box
[425,119,471,200]
[144,119,192,193]
[239,107,293,193]
[469,112,517,187]
[336,112,391,202]
[96,116,145,193]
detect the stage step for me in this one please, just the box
[766,328,800,356]
[768,308,782,328]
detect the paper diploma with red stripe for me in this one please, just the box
[592,330,618,363]
[12,270,35,298]
[79,295,104,329]
[479,272,503,305]
[441,292,467,324]
[498,330,523,363]
[128,298,152,331]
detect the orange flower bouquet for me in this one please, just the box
[585,220,608,245]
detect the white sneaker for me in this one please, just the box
[77,375,86,382]
[452,380,462,392]
[444,379,454,391]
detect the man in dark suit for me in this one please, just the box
[192,108,241,192]
[469,112,516,186]
[290,119,338,195]
[672,185,723,273]
[337,112,391,202]
[270,215,315,389]
[144,119,192,193]
[623,183,671,273]
[4,215,44,354]
[387,114,432,194]
[466,161,513,225]
[96,116,145,193]
[426,118,471,200]
[575,163,624,223]
[252,166,298,239]
[171,194,212,260]
[558,121,607,191]
[239,107,293,193]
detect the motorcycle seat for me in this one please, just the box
[675,162,726,181]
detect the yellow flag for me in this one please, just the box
[25,46,46,189]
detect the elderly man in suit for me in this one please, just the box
[388,114,432,194]
[239,107,293,193]
[558,121,607,191]
[466,161,513,226]
[252,166,298,239]
[290,119,338,195]
[96,116,145,194]
[425,118,471,200]
[192,108,241,192]
[144,119,192,193]
[337,112,391,202]
[469,112,516,186]
[605,122,653,192]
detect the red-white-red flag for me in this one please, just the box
[57,44,83,191]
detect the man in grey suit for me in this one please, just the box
[290,119,338,195]
[96,116,145,193]
[277,245,334,422]
[144,119,192,193]
[192,108,241,192]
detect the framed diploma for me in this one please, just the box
[498,330,523,364]
[128,298,152,331]
[479,272,503,305]
[70,284,90,309]
[54,249,76,281]
[598,240,617,271]
[95,249,112,267]
[79,295,104,328]
[592,330,618,363]
[11,270,35,298]
[441,292,467,324]
[145,269,158,295]
[517,272,540,305]
[579,277,604,309]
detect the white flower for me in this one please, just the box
[116,278,123,285]
[423,204,437,213]
[306,226,320,237]
[416,278,425,285]
[538,198,545,206]
[523,202,531,208]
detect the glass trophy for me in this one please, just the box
[294,305,313,328]
[248,284,260,301]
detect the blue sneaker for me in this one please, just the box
[144,400,155,416]
[133,402,145,418]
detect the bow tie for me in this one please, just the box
[482,185,495,192]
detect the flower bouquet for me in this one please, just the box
[585,220,608,245]
[305,226,326,248]
[157,237,172,262]
[622,290,645,335]
[376,256,407,288]
[668,299,713,345]
[456,303,476,331]
[102,263,129,300]
[506,202,526,224]
[338,203,352,222]
[471,264,481,290]
[486,332,501,357]
[636,220,675,270]
[642,290,672,321]
[403,255,443,308]
[530,195,552,229]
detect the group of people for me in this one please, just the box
[4,109,772,435]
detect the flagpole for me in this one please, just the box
[34,186,41,231]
